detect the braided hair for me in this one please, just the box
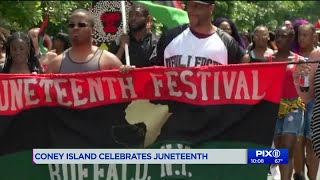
[0,32,6,51]
[2,32,43,73]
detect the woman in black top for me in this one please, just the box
[242,26,274,63]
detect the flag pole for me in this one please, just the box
[121,1,130,66]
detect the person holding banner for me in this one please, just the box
[148,0,249,159]
[109,4,158,67]
[150,0,246,67]
[46,9,134,74]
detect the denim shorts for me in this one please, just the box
[274,108,304,135]
[302,100,315,139]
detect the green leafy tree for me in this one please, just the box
[0,1,42,31]
[0,1,90,35]
[1,1,319,37]
[214,1,306,32]
[180,1,313,32]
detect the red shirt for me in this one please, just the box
[269,54,299,98]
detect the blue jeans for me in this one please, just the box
[303,100,315,139]
[274,108,304,135]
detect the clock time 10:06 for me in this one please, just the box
[250,159,264,164]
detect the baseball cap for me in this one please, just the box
[193,1,215,5]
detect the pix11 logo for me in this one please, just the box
[247,148,288,164]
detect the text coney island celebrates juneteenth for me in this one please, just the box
[34,152,208,161]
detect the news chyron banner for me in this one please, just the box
[0,63,287,180]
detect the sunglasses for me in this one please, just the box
[275,34,290,38]
[68,22,88,29]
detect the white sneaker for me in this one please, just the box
[270,165,281,180]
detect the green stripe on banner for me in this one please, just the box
[0,141,269,180]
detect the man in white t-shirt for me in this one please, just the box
[149,1,248,145]
[151,0,246,67]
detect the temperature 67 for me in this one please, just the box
[274,159,283,164]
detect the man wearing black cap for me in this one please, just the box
[150,0,246,66]
[148,2,248,171]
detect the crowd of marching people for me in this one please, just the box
[211,13,320,180]
[1,0,320,180]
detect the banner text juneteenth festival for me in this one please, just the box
[0,64,286,114]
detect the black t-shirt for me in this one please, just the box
[150,24,245,67]
[108,32,158,68]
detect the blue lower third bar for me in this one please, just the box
[247,148,288,164]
